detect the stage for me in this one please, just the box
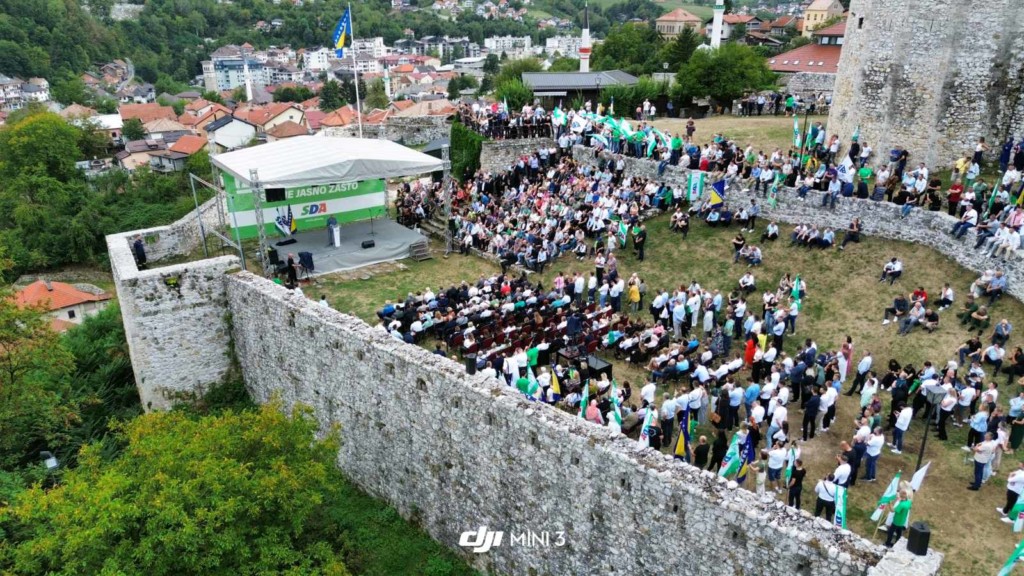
[270,219,426,277]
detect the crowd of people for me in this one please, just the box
[387,103,1024,554]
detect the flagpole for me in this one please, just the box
[348,3,364,138]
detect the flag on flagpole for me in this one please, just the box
[552,107,566,126]
[617,221,628,244]
[287,205,297,233]
[332,8,353,57]
[609,96,614,115]
[998,538,1024,576]
[709,179,726,207]
[674,407,691,460]
[550,369,562,400]
[638,408,656,449]
[784,445,797,484]
[736,433,755,483]
[870,472,902,522]
[791,275,802,311]
[837,155,856,184]
[793,115,801,148]
[687,171,705,202]
[645,135,657,157]
[852,125,860,142]
[610,379,623,427]
[718,433,742,477]
[834,485,848,529]
[592,134,609,147]
[525,366,540,399]
[578,376,589,418]
[910,462,930,492]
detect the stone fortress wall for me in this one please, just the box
[105,144,954,574]
[828,0,1024,169]
[322,116,451,147]
[479,137,557,173]
[572,145,1023,300]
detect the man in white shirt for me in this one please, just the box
[892,404,913,454]
[970,432,998,490]
[814,475,837,520]
[833,454,852,487]
[640,381,657,405]
[847,351,873,396]
[768,404,787,443]
[820,385,838,431]
[863,427,885,482]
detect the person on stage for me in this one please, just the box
[326,214,338,247]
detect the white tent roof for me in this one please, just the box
[211,135,444,188]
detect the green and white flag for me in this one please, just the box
[687,171,705,202]
[834,485,848,529]
[870,472,902,522]
[609,380,623,426]
[1010,500,1024,533]
[646,134,657,157]
[791,275,802,311]
[998,539,1024,576]
[793,115,801,148]
[718,433,742,478]
[638,408,656,449]
[617,220,628,244]
[619,118,634,138]
[552,107,567,126]
[852,124,860,142]
[578,375,589,419]
[784,445,797,484]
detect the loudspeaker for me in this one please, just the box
[464,353,477,375]
[267,248,280,267]
[361,239,376,249]
[906,522,930,556]
[265,187,286,203]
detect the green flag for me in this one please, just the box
[870,472,901,522]
[784,445,797,484]
[578,374,589,419]
[998,539,1024,576]
[609,380,623,426]
[793,115,801,148]
[687,171,705,202]
[791,275,802,311]
[834,485,848,529]
[1011,500,1024,533]
[718,433,742,478]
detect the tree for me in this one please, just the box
[494,57,542,87]
[273,86,315,103]
[482,53,500,75]
[318,79,346,112]
[547,57,579,72]
[231,86,248,104]
[450,120,484,180]
[590,23,664,75]
[51,74,89,106]
[122,118,146,142]
[200,90,225,105]
[364,78,390,110]
[731,23,747,42]
[477,75,493,96]
[657,27,702,71]
[1,402,353,576]
[0,112,82,182]
[783,35,812,52]
[674,43,777,108]
[495,79,533,110]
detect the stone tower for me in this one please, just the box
[828,0,1024,169]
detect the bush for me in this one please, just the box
[450,119,484,181]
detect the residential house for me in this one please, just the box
[705,14,762,41]
[305,109,327,131]
[237,102,306,133]
[81,72,103,89]
[15,280,111,331]
[117,83,156,104]
[268,64,304,84]
[303,46,334,72]
[0,75,24,112]
[22,78,50,102]
[333,54,383,75]
[206,115,258,151]
[178,105,231,138]
[813,19,846,45]
[119,103,177,124]
[176,90,203,101]
[149,135,208,173]
[656,8,704,39]
[143,118,190,139]
[802,0,843,37]
[352,37,388,58]
[266,120,309,141]
[115,139,169,170]
[60,103,98,119]
[769,18,845,75]
[86,114,125,143]
[767,15,802,37]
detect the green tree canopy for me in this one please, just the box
[318,79,346,112]
[121,118,146,142]
[590,23,664,76]
[495,78,534,111]
[673,43,777,108]
[657,27,702,72]
[494,57,542,87]
[0,402,352,575]
[364,78,390,110]
[547,57,580,72]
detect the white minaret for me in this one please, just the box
[383,65,392,100]
[710,0,725,49]
[578,3,591,73]
[242,51,254,103]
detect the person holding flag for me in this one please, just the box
[673,406,694,463]
[999,539,1024,576]
[883,490,912,548]
[871,471,902,529]
[787,457,807,510]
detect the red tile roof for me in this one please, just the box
[184,98,211,112]
[169,134,208,155]
[767,43,842,73]
[656,8,702,23]
[305,110,327,130]
[300,96,321,110]
[15,280,111,311]
[119,103,177,123]
[320,105,359,127]
[813,19,846,37]
[49,318,77,332]
[242,102,301,127]
[267,120,308,138]
[723,14,758,24]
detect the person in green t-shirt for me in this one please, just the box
[884,490,913,548]
[856,166,874,199]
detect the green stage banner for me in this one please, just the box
[223,174,386,240]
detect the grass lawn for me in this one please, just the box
[652,114,826,156]
[317,211,1024,576]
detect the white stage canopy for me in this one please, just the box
[211,135,445,189]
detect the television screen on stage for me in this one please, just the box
[222,173,386,240]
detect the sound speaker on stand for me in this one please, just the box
[361,239,376,249]
[464,353,477,375]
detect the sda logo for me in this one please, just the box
[458,527,504,553]
[301,202,328,216]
